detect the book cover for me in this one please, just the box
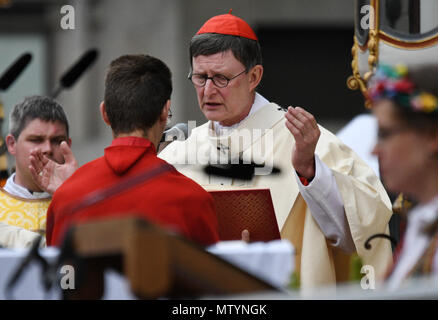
[208,189,281,242]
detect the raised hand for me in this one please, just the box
[285,106,320,180]
[29,141,78,194]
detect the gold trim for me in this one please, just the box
[392,193,413,217]
[379,30,438,49]
[372,0,378,30]
[347,0,379,109]
[380,29,438,44]
[377,0,438,49]
[364,28,379,83]
[349,0,438,106]
[347,38,371,108]
[347,37,368,95]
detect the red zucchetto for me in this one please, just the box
[196,9,258,41]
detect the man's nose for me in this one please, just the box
[203,78,217,95]
[40,140,53,155]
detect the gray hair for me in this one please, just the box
[9,95,69,138]
[189,33,262,71]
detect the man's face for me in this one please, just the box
[6,118,70,191]
[192,50,258,127]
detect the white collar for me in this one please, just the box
[214,92,270,135]
[3,173,51,200]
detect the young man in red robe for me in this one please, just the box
[44,54,219,247]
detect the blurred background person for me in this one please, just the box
[0,95,72,247]
[369,63,438,289]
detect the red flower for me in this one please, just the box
[376,82,385,93]
[394,79,415,93]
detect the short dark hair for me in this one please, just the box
[104,54,172,135]
[9,95,69,139]
[189,33,262,71]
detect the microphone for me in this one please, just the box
[160,123,188,143]
[0,53,32,91]
[51,49,99,98]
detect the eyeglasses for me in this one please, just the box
[188,69,247,88]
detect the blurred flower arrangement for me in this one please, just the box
[368,64,438,114]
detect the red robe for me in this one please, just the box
[46,137,219,246]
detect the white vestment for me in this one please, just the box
[159,99,393,289]
[0,174,48,249]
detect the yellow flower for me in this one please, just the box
[395,64,408,77]
[419,93,438,113]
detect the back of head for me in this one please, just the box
[368,63,438,133]
[189,12,262,71]
[9,95,69,139]
[104,54,172,135]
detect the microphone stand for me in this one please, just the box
[51,86,63,99]
[4,236,48,300]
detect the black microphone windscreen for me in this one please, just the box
[0,53,32,91]
[60,49,98,88]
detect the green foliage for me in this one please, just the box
[289,271,300,290]
[349,253,363,282]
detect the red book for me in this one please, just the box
[208,188,281,242]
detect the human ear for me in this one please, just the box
[5,134,17,156]
[99,101,111,126]
[248,65,263,91]
[160,100,171,123]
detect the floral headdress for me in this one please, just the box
[368,64,438,114]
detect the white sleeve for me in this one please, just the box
[295,155,356,253]
[0,222,45,249]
